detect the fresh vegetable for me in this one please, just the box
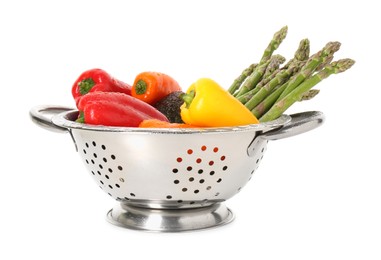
[154,91,185,123]
[139,119,196,128]
[234,60,270,97]
[77,92,169,127]
[230,26,355,122]
[258,26,288,65]
[180,78,259,127]
[71,68,131,106]
[131,72,181,105]
[260,59,355,122]
[227,63,257,95]
[244,61,301,111]
[69,26,355,128]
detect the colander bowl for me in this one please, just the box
[30,105,324,232]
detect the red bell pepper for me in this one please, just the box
[71,68,131,107]
[77,92,169,127]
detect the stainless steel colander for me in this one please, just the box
[30,105,324,232]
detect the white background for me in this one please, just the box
[1,0,380,259]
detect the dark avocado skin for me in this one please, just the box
[154,91,185,123]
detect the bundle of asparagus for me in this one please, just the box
[228,26,355,122]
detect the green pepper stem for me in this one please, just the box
[180,90,195,108]
[78,78,95,95]
[76,111,85,123]
[135,79,148,95]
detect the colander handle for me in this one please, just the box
[247,111,324,156]
[29,105,75,133]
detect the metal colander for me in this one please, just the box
[30,105,324,232]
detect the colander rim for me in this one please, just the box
[52,110,291,134]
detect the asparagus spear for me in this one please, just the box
[256,68,282,89]
[254,55,287,90]
[245,61,302,110]
[236,86,261,103]
[247,39,310,109]
[276,41,341,101]
[259,58,355,122]
[259,26,288,65]
[282,38,311,69]
[228,63,257,95]
[263,54,286,79]
[252,82,319,118]
[251,81,289,118]
[252,84,321,119]
[236,69,283,104]
[235,60,270,97]
[294,39,311,62]
[300,89,320,101]
[236,54,288,99]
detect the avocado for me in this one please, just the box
[154,91,185,123]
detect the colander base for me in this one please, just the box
[106,202,234,232]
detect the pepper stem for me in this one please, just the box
[135,79,148,95]
[78,78,95,95]
[180,90,195,108]
[76,111,85,123]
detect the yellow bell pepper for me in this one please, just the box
[180,78,259,127]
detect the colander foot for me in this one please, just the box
[106,202,234,232]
